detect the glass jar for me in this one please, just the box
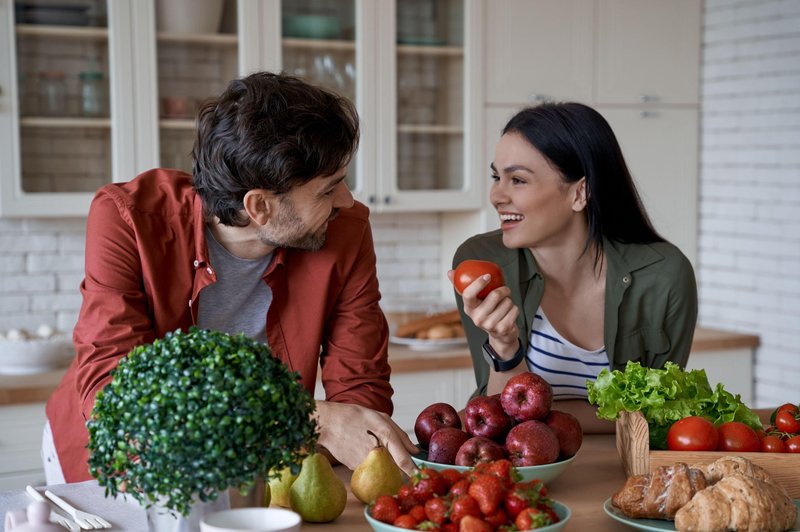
[38,71,67,116]
[79,70,106,117]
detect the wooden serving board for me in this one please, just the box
[616,410,800,498]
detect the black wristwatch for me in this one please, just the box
[482,339,526,372]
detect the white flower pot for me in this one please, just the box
[156,0,225,34]
[146,491,230,532]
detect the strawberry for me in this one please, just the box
[413,467,449,502]
[440,468,465,488]
[449,494,482,524]
[370,494,401,524]
[398,484,417,512]
[473,458,518,489]
[483,507,508,529]
[504,480,547,518]
[424,497,449,525]
[515,507,554,531]
[440,524,458,532]
[393,514,419,529]
[458,515,492,532]
[409,504,428,523]
[468,472,505,515]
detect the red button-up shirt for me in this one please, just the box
[46,169,393,482]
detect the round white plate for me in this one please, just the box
[389,336,467,351]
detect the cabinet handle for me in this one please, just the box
[528,93,548,103]
[368,195,377,205]
[639,110,659,118]
[383,196,391,205]
[639,94,659,103]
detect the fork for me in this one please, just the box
[24,485,79,531]
[44,489,112,529]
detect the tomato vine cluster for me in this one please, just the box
[665,402,800,453]
[367,460,561,531]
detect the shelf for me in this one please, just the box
[397,44,463,57]
[16,24,107,41]
[282,37,355,51]
[159,118,195,130]
[157,32,238,46]
[20,117,111,128]
[397,124,463,135]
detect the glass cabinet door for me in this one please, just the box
[1,0,113,214]
[279,0,358,189]
[155,0,238,172]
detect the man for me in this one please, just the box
[44,72,418,483]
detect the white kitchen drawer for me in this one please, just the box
[0,403,46,489]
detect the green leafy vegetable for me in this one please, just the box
[587,361,761,449]
[87,327,318,516]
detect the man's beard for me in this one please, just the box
[258,197,337,252]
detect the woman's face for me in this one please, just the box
[490,132,586,250]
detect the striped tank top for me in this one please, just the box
[526,308,609,399]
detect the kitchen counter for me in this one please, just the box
[0,326,759,406]
[0,435,631,531]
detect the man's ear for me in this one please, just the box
[572,177,588,212]
[242,189,276,225]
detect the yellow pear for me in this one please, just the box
[289,452,347,522]
[350,430,404,504]
[268,466,298,507]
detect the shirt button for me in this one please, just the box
[207,267,214,275]
[622,275,631,284]
[188,299,193,307]
[193,260,199,268]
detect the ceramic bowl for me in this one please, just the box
[364,499,571,532]
[411,451,576,484]
[282,15,341,39]
[200,507,301,532]
[0,332,73,375]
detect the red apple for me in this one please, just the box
[500,371,553,421]
[414,402,462,449]
[504,420,559,466]
[427,428,470,465]
[454,436,507,467]
[544,410,583,459]
[465,395,511,440]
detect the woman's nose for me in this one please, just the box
[489,179,507,208]
[333,180,354,209]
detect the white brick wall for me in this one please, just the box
[699,0,800,406]
[0,212,442,334]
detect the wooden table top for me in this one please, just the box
[308,434,631,531]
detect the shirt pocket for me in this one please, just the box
[614,327,671,368]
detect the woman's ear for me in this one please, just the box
[571,177,588,212]
[242,189,275,225]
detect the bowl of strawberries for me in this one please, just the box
[364,459,571,531]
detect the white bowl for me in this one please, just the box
[411,452,576,484]
[200,507,301,532]
[0,334,73,375]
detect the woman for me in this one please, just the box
[451,103,697,433]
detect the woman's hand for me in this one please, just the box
[314,400,419,477]
[448,270,520,355]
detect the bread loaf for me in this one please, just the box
[395,310,462,338]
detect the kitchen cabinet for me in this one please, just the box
[0,403,46,490]
[0,0,484,217]
[482,0,701,264]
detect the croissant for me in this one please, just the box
[674,473,797,532]
[692,455,774,486]
[612,462,708,519]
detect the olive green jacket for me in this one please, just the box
[452,231,698,396]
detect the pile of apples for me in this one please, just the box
[414,372,583,467]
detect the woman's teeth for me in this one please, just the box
[500,214,524,222]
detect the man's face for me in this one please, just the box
[257,168,354,251]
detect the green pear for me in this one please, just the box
[263,482,271,507]
[289,452,347,522]
[350,430,403,504]
[268,466,298,507]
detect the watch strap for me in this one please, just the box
[482,339,525,372]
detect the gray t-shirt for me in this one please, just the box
[197,227,273,343]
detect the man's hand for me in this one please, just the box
[314,401,419,477]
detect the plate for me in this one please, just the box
[412,450,575,484]
[602,497,800,531]
[365,499,571,531]
[389,335,467,351]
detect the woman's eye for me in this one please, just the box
[490,174,500,182]
[511,176,525,185]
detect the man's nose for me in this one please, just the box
[333,180,354,209]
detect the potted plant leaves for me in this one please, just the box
[86,327,318,531]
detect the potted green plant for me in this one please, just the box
[87,327,318,530]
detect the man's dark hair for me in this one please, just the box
[192,72,360,226]
[503,102,663,266]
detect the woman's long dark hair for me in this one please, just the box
[503,102,663,265]
[192,72,359,226]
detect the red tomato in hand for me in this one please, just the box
[716,421,760,452]
[786,435,800,453]
[667,416,719,451]
[453,260,505,299]
[760,434,787,453]
[775,410,800,434]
